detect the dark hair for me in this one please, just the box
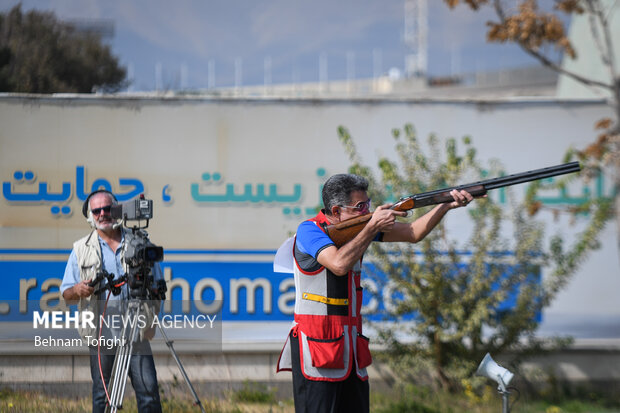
[322,174,368,215]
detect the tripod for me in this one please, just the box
[104,298,206,413]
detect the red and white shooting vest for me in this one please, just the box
[277,215,372,382]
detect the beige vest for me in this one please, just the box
[73,229,156,342]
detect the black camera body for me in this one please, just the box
[111,195,165,299]
[124,228,164,298]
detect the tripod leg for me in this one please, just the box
[107,342,131,413]
[157,324,206,413]
[105,302,141,413]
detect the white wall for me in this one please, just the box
[0,95,617,341]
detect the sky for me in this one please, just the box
[0,0,558,92]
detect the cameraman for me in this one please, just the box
[60,189,163,413]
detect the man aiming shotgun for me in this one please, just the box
[275,162,580,413]
[276,173,475,413]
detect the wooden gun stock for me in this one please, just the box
[325,161,581,248]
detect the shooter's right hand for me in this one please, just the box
[367,204,407,234]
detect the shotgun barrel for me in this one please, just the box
[325,161,581,247]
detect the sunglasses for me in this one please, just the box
[91,205,113,215]
[339,199,371,214]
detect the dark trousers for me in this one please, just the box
[89,346,162,413]
[290,331,369,413]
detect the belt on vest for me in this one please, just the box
[302,292,348,306]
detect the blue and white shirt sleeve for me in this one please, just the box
[296,220,384,258]
[296,221,334,259]
[294,219,385,272]
[294,221,333,273]
[60,249,80,295]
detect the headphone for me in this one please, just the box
[82,189,118,228]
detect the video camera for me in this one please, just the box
[123,227,165,299]
[98,195,166,299]
[111,195,154,225]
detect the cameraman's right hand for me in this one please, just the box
[62,280,95,305]
[72,280,95,298]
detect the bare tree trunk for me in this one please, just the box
[612,78,620,264]
[616,190,620,264]
[433,330,451,390]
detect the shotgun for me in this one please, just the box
[325,161,581,248]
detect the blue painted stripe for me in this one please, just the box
[167,249,277,255]
[0,249,72,254]
[0,248,521,256]
[0,248,276,255]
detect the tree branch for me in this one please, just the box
[584,0,617,78]
[585,0,620,127]
[522,45,613,89]
[492,0,614,92]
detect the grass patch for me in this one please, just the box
[0,386,290,413]
[369,384,620,413]
[2,384,620,413]
[231,380,277,404]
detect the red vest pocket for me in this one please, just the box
[356,333,372,369]
[307,333,345,369]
